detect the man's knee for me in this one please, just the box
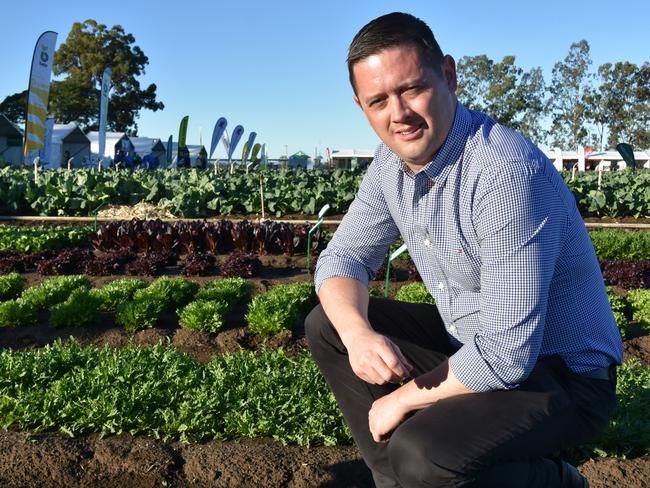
[387,419,472,487]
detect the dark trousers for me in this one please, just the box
[305,298,617,488]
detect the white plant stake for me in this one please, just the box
[597,163,603,189]
[307,204,330,274]
[33,156,40,184]
[385,243,408,297]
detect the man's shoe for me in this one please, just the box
[559,460,589,488]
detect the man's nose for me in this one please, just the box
[389,96,411,123]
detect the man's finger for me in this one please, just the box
[377,342,411,380]
[388,341,414,374]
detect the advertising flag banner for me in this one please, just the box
[178,116,189,149]
[221,129,230,157]
[98,67,112,158]
[240,142,249,164]
[210,117,227,159]
[250,143,261,162]
[41,117,54,165]
[166,135,173,165]
[243,131,257,161]
[23,31,58,163]
[228,125,244,160]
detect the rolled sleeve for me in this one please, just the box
[450,163,567,391]
[314,151,400,295]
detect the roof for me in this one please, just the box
[289,150,310,159]
[52,123,90,144]
[130,136,165,156]
[331,149,374,158]
[86,131,132,156]
[0,114,23,138]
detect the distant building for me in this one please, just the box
[330,149,374,169]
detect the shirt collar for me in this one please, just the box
[399,101,471,185]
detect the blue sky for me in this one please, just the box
[2,0,648,159]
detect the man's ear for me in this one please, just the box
[353,95,361,108]
[442,55,458,93]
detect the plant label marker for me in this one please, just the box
[385,243,408,297]
[307,204,330,274]
[33,156,40,184]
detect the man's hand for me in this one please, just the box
[341,329,413,384]
[368,389,409,442]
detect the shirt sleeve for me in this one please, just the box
[449,162,568,392]
[314,151,401,294]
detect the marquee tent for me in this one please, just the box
[0,114,23,165]
[50,123,91,168]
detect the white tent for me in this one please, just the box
[0,114,23,165]
[50,123,91,169]
[86,131,134,165]
[162,141,208,167]
[131,136,166,160]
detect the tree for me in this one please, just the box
[456,55,546,143]
[49,19,164,134]
[0,90,28,125]
[548,40,592,149]
[590,62,650,149]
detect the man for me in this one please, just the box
[305,12,622,488]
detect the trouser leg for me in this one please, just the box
[385,356,616,487]
[305,298,456,487]
[305,298,616,487]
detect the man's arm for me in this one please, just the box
[319,276,412,384]
[368,359,474,441]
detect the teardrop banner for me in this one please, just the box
[98,67,112,159]
[177,116,189,164]
[616,143,635,171]
[210,117,227,159]
[242,131,257,161]
[228,125,244,160]
[250,143,262,163]
[23,31,58,164]
[221,129,230,157]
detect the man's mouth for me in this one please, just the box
[395,123,424,138]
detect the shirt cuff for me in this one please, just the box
[449,338,518,392]
[314,256,371,295]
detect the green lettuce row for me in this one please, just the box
[0,339,350,446]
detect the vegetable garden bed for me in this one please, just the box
[0,220,648,487]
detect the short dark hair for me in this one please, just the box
[347,12,445,93]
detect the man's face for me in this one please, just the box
[352,45,457,170]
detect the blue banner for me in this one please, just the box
[228,125,244,160]
[210,117,227,159]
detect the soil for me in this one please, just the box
[1,256,649,487]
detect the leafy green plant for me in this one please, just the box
[590,359,650,457]
[246,282,317,335]
[195,277,251,304]
[606,287,630,339]
[115,298,165,332]
[178,300,230,333]
[590,229,650,260]
[627,289,650,331]
[0,272,24,301]
[0,299,37,328]
[395,282,435,304]
[133,277,198,311]
[50,288,103,328]
[91,278,148,312]
[0,339,349,445]
[0,224,90,253]
[20,275,90,311]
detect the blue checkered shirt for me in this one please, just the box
[314,103,623,392]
